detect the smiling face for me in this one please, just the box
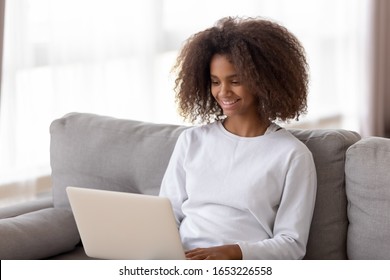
[210,54,259,121]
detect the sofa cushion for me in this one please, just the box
[346,137,390,259]
[290,129,360,259]
[50,113,187,208]
[0,208,80,259]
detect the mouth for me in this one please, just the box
[221,99,240,106]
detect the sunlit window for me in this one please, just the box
[0,0,370,186]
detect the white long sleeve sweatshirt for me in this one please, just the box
[159,121,317,259]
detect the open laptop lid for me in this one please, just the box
[66,186,185,260]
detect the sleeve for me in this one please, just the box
[238,151,317,259]
[159,130,189,227]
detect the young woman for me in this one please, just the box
[159,17,317,260]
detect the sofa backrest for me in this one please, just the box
[50,113,187,208]
[50,113,361,259]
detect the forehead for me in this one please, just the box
[210,54,237,77]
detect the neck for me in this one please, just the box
[222,117,270,137]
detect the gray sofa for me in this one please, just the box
[1,112,389,260]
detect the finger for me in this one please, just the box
[185,248,205,254]
[185,248,207,257]
[186,250,210,260]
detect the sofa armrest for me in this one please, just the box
[346,137,390,259]
[0,208,80,259]
[0,196,53,219]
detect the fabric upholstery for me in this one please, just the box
[290,129,360,259]
[346,137,390,259]
[0,196,53,219]
[50,112,187,208]
[0,208,80,259]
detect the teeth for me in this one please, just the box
[222,99,238,105]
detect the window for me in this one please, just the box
[0,0,370,186]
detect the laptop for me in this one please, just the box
[66,186,186,260]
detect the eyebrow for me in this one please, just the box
[210,74,238,79]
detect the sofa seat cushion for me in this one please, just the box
[346,137,390,259]
[0,208,80,259]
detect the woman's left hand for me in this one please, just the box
[185,244,242,260]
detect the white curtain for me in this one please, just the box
[361,0,390,137]
[0,0,172,184]
[0,0,370,185]
[0,0,4,109]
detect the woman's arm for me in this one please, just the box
[238,152,317,259]
[159,131,189,226]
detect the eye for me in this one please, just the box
[211,80,220,86]
[231,80,241,86]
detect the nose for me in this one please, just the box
[219,83,232,97]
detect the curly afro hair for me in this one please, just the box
[173,16,309,124]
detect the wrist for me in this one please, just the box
[229,244,243,260]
